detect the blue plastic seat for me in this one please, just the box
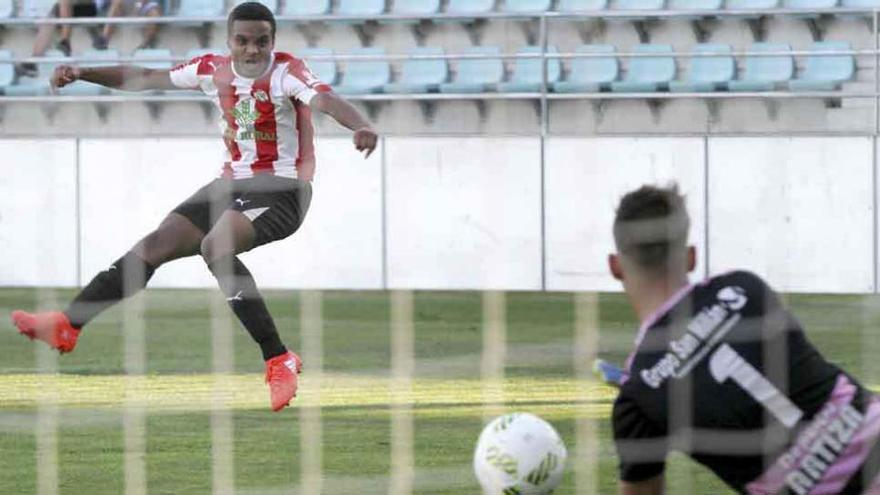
[503,0,553,12]
[297,47,338,86]
[59,50,119,96]
[725,0,777,7]
[18,0,54,18]
[283,0,330,15]
[337,0,385,16]
[552,45,618,93]
[0,51,14,91]
[0,0,13,18]
[614,0,665,11]
[783,0,837,7]
[335,48,390,95]
[384,47,448,94]
[392,0,441,15]
[841,0,880,7]
[6,50,67,96]
[231,0,277,13]
[176,0,224,17]
[497,46,561,92]
[669,0,723,9]
[788,41,854,91]
[669,44,734,92]
[557,0,609,11]
[610,44,675,92]
[439,46,504,93]
[132,48,174,70]
[727,43,793,91]
[446,0,495,17]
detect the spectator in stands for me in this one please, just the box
[16,0,161,77]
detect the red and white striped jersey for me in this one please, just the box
[169,52,331,181]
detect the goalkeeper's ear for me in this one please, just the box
[609,253,625,282]
[687,246,696,273]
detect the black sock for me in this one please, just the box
[65,251,156,329]
[207,255,287,361]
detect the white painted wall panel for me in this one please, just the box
[79,138,219,288]
[79,138,383,289]
[545,137,707,292]
[708,137,873,293]
[240,138,383,289]
[385,137,543,290]
[0,140,78,287]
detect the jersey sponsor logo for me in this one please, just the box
[231,99,258,128]
[229,99,278,142]
[640,286,748,389]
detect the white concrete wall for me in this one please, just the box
[1,136,876,293]
[385,137,543,290]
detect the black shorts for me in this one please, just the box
[51,2,99,17]
[171,175,312,249]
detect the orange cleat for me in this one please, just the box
[11,310,80,354]
[265,351,302,412]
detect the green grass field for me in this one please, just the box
[2,288,880,494]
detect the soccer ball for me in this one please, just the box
[473,412,567,494]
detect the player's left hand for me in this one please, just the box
[353,127,378,159]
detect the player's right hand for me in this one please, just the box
[50,65,81,90]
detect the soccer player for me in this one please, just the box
[607,185,880,494]
[10,2,378,412]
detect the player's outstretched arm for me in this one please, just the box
[51,64,176,92]
[620,475,664,495]
[310,91,378,158]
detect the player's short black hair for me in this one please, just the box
[613,184,690,272]
[228,2,276,38]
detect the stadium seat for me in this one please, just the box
[283,0,330,15]
[783,0,837,8]
[557,0,609,11]
[446,0,495,16]
[669,44,734,92]
[439,46,504,93]
[176,0,225,17]
[384,47,448,94]
[497,46,561,93]
[725,0,778,6]
[18,0,54,18]
[132,49,174,70]
[6,50,67,96]
[337,0,385,16]
[614,0,665,11]
[0,51,14,92]
[727,43,793,91]
[297,47,338,86]
[669,0,723,10]
[392,0,442,16]
[503,0,554,13]
[610,44,675,92]
[841,0,880,7]
[59,50,119,96]
[334,48,390,95]
[552,45,618,93]
[231,0,278,13]
[788,41,854,91]
[0,0,13,18]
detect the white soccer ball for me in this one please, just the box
[473,412,568,494]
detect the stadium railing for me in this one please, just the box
[1,9,879,131]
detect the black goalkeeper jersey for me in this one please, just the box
[612,271,880,494]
